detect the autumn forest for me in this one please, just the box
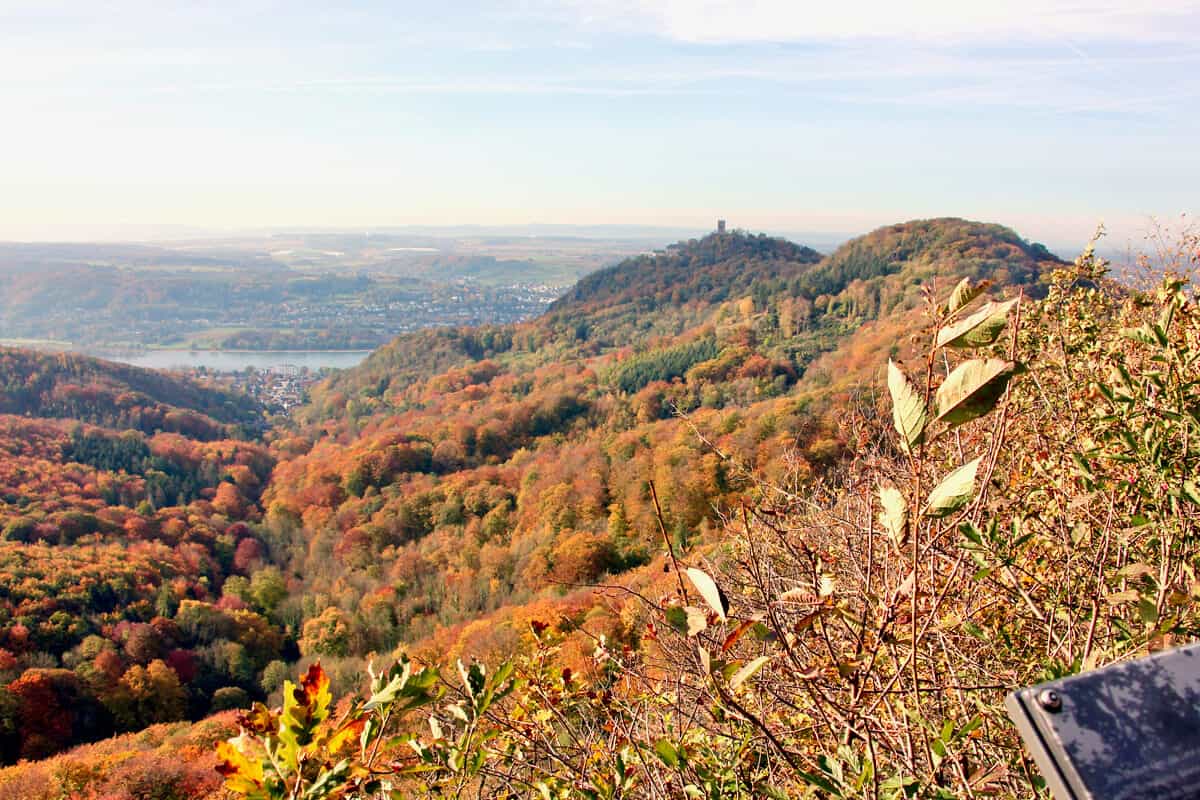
[0,218,1196,799]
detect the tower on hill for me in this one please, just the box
[717,219,727,234]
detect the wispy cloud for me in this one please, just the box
[6,36,1195,118]
[560,0,1200,43]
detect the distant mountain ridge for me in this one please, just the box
[552,218,1058,317]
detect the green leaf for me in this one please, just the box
[881,775,920,798]
[935,358,1021,429]
[364,660,412,711]
[729,655,770,689]
[475,660,515,715]
[1071,453,1095,480]
[944,277,992,316]
[456,660,485,700]
[1121,324,1160,347]
[664,606,690,635]
[1183,480,1200,506]
[796,769,844,797]
[926,458,981,518]
[304,760,350,800]
[878,485,907,546]
[887,360,929,453]
[684,567,728,622]
[749,622,774,642]
[957,715,984,740]
[653,739,680,768]
[936,298,1017,349]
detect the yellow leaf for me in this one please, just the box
[1119,563,1155,580]
[943,277,993,316]
[935,359,1020,429]
[327,717,366,754]
[778,587,816,604]
[216,738,265,795]
[925,458,981,518]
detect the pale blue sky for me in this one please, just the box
[1,1,1197,249]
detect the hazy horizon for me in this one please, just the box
[0,217,1167,263]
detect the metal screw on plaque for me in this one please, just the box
[1037,689,1062,713]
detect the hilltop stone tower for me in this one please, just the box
[717,219,727,234]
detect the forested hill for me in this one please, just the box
[804,217,1059,298]
[546,231,822,316]
[300,233,820,419]
[551,218,1059,318]
[0,349,277,766]
[301,218,1063,422]
[0,348,263,440]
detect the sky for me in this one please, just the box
[1,0,1198,251]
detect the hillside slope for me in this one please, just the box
[0,352,283,765]
[0,347,263,439]
[267,218,1063,656]
[299,231,822,421]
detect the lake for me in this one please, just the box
[110,349,372,372]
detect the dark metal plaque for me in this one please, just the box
[1006,642,1200,800]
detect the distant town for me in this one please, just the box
[198,365,322,414]
[0,232,662,358]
